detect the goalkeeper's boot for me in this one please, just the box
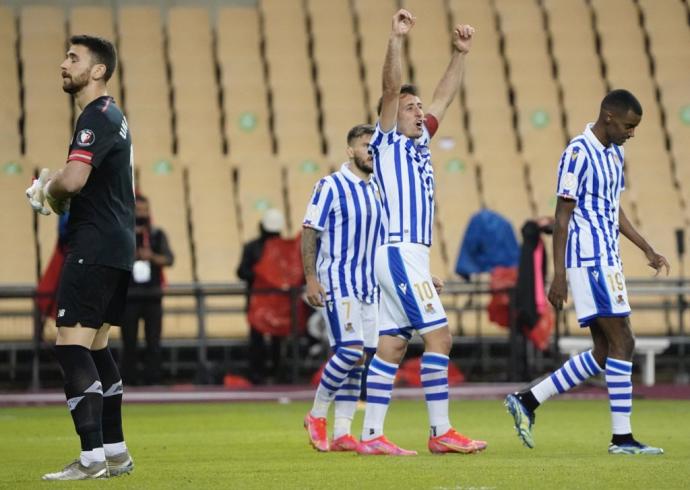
[42,459,108,480]
[329,434,359,452]
[356,435,417,456]
[609,440,664,455]
[505,393,536,448]
[106,451,134,477]
[304,412,329,452]
[428,428,487,454]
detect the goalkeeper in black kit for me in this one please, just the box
[26,35,135,480]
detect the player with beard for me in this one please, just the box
[25,35,135,479]
[302,124,384,452]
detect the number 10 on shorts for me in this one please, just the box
[413,281,434,300]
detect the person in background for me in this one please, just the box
[121,194,174,386]
[237,209,285,385]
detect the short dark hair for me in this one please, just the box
[69,35,117,82]
[376,84,419,116]
[347,124,375,145]
[601,89,642,116]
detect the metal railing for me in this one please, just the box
[0,278,688,388]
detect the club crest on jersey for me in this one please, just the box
[76,129,95,147]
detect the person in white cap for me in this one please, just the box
[237,208,285,384]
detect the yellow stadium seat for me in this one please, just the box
[217,7,273,160]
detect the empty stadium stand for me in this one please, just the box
[1,0,687,359]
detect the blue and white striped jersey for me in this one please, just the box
[370,120,435,246]
[556,124,626,268]
[303,163,383,304]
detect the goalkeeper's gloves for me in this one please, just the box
[45,181,70,216]
[25,168,51,215]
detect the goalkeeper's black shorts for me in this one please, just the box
[56,260,130,328]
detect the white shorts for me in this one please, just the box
[567,264,631,327]
[321,295,379,349]
[375,242,448,339]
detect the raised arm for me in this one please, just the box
[619,208,669,276]
[379,9,415,133]
[426,24,475,124]
[548,197,576,310]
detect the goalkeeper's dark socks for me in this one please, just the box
[91,347,125,446]
[54,345,105,463]
[611,433,636,446]
[516,390,540,413]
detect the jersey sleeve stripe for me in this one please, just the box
[68,150,93,164]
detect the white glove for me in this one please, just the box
[45,180,70,216]
[25,168,51,215]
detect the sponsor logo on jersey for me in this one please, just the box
[562,172,577,194]
[306,204,319,223]
[76,129,95,147]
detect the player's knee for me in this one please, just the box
[376,337,407,364]
[609,331,635,360]
[335,345,364,364]
[624,333,636,357]
[591,339,608,368]
[425,328,451,355]
[591,346,608,369]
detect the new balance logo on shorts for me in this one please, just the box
[58,309,66,318]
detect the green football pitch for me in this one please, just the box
[1,399,688,489]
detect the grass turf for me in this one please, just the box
[0,399,688,489]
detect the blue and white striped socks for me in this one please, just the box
[333,366,363,439]
[362,355,398,441]
[605,358,633,435]
[421,353,451,437]
[311,347,363,418]
[531,350,603,403]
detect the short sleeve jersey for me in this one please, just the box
[65,96,135,271]
[303,163,383,303]
[369,114,438,246]
[556,123,626,269]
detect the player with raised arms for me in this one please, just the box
[356,9,487,456]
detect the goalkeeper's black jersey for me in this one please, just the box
[64,96,135,271]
